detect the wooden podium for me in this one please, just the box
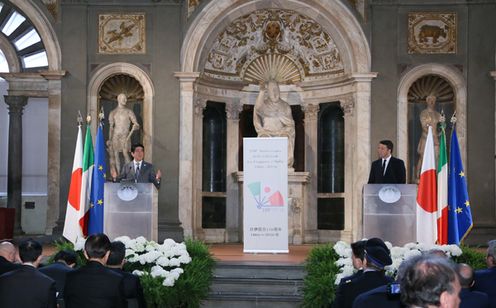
[104,183,158,241]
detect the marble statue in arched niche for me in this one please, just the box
[407,74,455,184]
[98,74,144,176]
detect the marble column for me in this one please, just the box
[225,99,243,242]
[350,73,377,241]
[45,79,62,235]
[193,97,206,239]
[4,95,28,235]
[302,103,319,243]
[340,96,355,240]
[174,72,200,238]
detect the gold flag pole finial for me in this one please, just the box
[98,107,105,122]
[86,114,91,124]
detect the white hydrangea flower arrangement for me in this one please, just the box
[113,236,192,287]
[332,241,462,285]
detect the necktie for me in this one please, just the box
[382,159,386,175]
[135,162,140,182]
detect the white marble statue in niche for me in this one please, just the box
[107,93,140,175]
[253,80,295,168]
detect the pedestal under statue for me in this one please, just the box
[253,80,295,168]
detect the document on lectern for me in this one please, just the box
[243,137,288,253]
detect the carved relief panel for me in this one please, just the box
[408,12,457,54]
[99,13,146,54]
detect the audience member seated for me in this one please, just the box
[339,240,366,285]
[0,239,57,308]
[351,250,421,308]
[107,241,146,308]
[39,250,77,299]
[473,239,496,308]
[332,238,393,308]
[456,263,488,308]
[0,241,21,275]
[64,233,126,308]
[400,254,460,308]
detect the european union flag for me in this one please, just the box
[447,128,473,244]
[88,121,106,235]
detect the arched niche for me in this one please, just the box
[87,63,155,161]
[181,0,370,75]
[178,0,373,243]
[397,64,467,175]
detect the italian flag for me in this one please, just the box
[416,126,438,244]
[78,125,94,237]
[437,126,448,244]
[62,125,83,244]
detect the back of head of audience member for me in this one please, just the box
[364,238,392,270]
[401,255,460,308]
[0,241,16,262]
[486,239,496,268]
[53,250,78,267]
[84,233,111,263]
[107,241,126,268]
[18,239,43,266]
[424,248,447,258]
[351,240,366,270]
[456,263,474,289]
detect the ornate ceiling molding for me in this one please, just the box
[204,9,344,84]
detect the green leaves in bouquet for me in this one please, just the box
[135,239,215,308]
[51,240,87,266]
[302,243,340,308]
[452,245,487,270]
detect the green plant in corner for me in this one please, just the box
[302,243,339,308]
[452,245,487,270]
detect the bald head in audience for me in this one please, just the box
[0,241,16,262]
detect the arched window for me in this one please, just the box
[202,101,227,228]
[317,102,345,230]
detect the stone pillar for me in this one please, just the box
[193,97,206,239]
[340,96,355,240]
[350,73,377,241]
[225,99,243,242]
[45,78,62,234]
[4,95,28,235]
[302,103,319,243]
[174,72,200,238]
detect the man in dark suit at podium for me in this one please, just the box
[111,143,162,188]
[368,140,406,184]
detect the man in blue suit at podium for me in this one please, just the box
[368,140,406,184]
[111,143,162,189]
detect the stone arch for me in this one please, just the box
[397,63,467,174]
[10,0,61,70]
[87,63,155,161]
[0,35,20,72]
[181,0,371,75]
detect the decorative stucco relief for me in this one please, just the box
[188,0,202,17]
[41,0,58,19]
[408,12,457,54]
[204,9,344,83]
[98,13,146,54]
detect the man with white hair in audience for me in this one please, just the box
[473,239,496,308]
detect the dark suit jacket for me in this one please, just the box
[0,264,57,308]
[460,288,489,308]
[64,261,126,308]
[117,160,160,188]
[352,285,402,308]
[339,269,363,285]
[39,261,74,298]
[331,270,393,308]
[368,156,406,184]
[0,255,22,276]
[109,268,146,308]
[473,267,496,308]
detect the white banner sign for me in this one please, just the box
[243,137,288,253]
